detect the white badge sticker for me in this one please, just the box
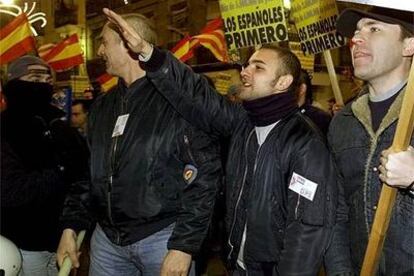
[112,114,130,137]
[288,172,318,201]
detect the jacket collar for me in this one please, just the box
[351,85,406,138]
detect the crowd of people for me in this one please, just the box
[1,4,413,276]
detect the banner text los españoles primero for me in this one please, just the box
[224,7,287,48]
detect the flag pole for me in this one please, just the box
[323,50,344,105]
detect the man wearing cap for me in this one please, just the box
[325,7,414,275]
[0,55,90,276]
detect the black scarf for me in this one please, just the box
[3,79,65,125]
[3,79,54,114]
[242,91,298,126]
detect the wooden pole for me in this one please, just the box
[360,63,414,275]
[323,50,344,106]
[58,230,86,276]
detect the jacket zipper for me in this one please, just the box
[242,141,263,275]
[227,129,255,260]
[107,96,127,245]
[107,175,115,224]
[363,136,379,237]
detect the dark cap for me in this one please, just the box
[337,6,414,38]
[7,55,51,81]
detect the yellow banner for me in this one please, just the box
[219,0,288,51]
[289,41,315,71]
[291,0,345,55]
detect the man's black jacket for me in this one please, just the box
[142,49,342,275]
[60,77,222,255]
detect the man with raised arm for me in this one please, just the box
[57,12,222,276]
[102,8,341,276]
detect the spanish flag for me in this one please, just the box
[193,18,228,62]
[41,34,84,71]
[0,14,36,65]
[170,18,228,63]
[193,29,228,62]
[171,36,195,62]
[97,73,118,93]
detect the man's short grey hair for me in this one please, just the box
[108,13,158,45]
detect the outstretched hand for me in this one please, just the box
[102,8,153,56]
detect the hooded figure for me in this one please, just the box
[0,55,90,276]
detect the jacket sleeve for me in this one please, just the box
[1,140,64,207]
[144,48,243,137]
[60,178,92,232]
[276,129,337,275]
[55,121,93,233]
[167,128,223,255]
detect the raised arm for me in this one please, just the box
[103,8,243,137]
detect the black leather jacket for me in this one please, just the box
[60,77,222,255]
[144,49,340,275]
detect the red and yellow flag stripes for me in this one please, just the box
[0,14,36,65]
[41,34,84,71]
[171,17,228,62]
[97,73,118,93]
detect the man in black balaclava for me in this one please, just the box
[1,55,90,276]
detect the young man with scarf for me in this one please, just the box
[103,8,340,275]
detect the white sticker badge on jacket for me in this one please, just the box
[112,114,130,137]
[288,172,318,201]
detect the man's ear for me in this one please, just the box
[298,83,307,96]
[402,37,414,57]
[276,74,294,91]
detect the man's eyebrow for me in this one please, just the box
[248,59,267,65]
[356,19,385,30]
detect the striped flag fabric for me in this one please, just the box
[193,29,228,62]
[171,36,195,62]
[195,17,228,62]
[170,17,228,63]
[97,73,118,93]
[41,34,84,71]
[0,14,36,65]
[38,43,57,60]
